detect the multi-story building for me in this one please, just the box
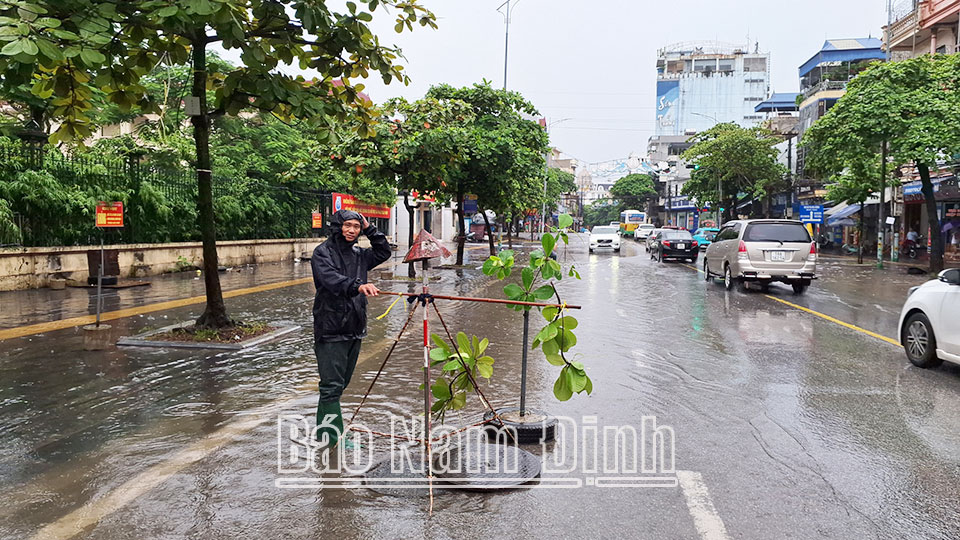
[650,42,771,228]
[884,1,960,264]
[884,0,960,59]
[795,38,885,201]
[654,41,770,137]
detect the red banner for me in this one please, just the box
[95,201,124,228]
[332,192,391,219]
[312,212,323,229]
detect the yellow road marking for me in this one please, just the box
[763,295,901,347]
[0,277,313,341]
[677,261,901,347]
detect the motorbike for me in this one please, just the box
[900,236,925,259]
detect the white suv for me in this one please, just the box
[898,268,960,368]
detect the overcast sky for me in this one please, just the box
[229,1,890,165]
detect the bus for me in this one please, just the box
[619,209,647,237]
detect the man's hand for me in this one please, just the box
[358,283,380,297]
[358,212,370,230]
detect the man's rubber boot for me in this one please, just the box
[315,401,359,449]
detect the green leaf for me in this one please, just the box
[450,392,466,409]
[557,316,578,330]
[545,353,565,366]
[35,38,62,61]
[430,333,449,352]
[542,338,560,356]
[553,368,573,401]
[477,337,488,355]
[482,259,496,275]
[569,370,587,393]
[541,233,556,256]
[533,284,554,300]
[79,48,105,65]
[503,283,524,299]
[443,358,464,371]
[1,39,23,56]
[429,347,449,361]
[456,332,471,354]
[431,380,451,400]
[157,5,178,17]
[558,214,573,229]
[584,375,593,395]
[542,306,558,321]
[521,267,534,291]
[535,322,558,343]
[476,358,494,378]
[559,329,577,352]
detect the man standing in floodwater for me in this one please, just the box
[311,209,392,447]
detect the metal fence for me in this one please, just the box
[0,139,339,247]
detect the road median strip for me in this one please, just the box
[0,277,313,341]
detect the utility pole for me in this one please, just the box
[878,141,887,269]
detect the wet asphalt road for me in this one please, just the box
[2,235,959,539]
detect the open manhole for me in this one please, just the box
[363,441,541,496]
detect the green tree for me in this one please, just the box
[681,123,786,222]
[0,0,435,327]
[802,55,960,272]
[824,155,879,264]
[583,200,620,228]
[609,173,656,211]
[425,82,548,256]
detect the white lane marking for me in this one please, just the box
[677,470,731,540]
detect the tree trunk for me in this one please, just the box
[404,193,416,278]
[191,38,232,329]
[455,183,465,266]
[480,207,495,255]
[506,214,514,249]
[917,163,944,273]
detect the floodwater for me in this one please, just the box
[2,236,959,539]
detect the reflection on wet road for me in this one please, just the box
[2,236,959,539]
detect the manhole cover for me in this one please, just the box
[435,443,541,490]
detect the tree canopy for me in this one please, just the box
[0,0,436,327]
[802,54,960,272]
[681,123,786,221]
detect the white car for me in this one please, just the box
[589,226,621,253]
[635,223,656,242]
[898,268,960,368]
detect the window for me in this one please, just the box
[662,230,693,240]
[718,59,734,72]
[745,78,765,83]
[694,59,717,72]
[715,226,736,241]
[744,58,767,72]
[743,223,811,243]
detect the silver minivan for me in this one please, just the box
[703,219,817,294]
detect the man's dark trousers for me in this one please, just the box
[315,339,361,444]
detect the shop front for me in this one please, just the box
[902,176,960,264]
[666,196,700,230]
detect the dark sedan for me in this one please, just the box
[650,230,699,263]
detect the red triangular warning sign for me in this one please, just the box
[403,229,452,263]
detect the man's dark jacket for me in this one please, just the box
[311,210,392,343]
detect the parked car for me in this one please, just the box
[635,223,657,242]
[692,227,720,250]
[898,268,960,368]
[649,230,698,263]
[589,226,621,253]
[703,219,817,294]
[644,228,664,252]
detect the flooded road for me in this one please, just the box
[2,236,959,539]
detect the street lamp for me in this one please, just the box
[497,0,521,90]
[541,118,572,238]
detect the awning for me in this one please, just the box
[825,202,849,217]
[827,203,861,225]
